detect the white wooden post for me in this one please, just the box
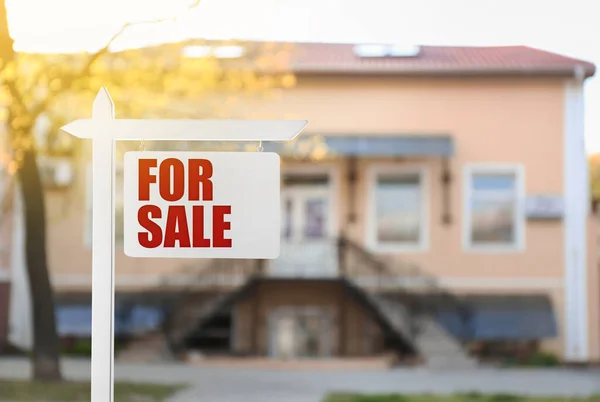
[90,88,116,402]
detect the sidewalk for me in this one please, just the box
[1,358,599,402]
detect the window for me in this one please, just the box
[368,167,427,251]
[85,164,124,248]
[464,166,524,251]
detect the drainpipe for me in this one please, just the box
[441,157,452,225]
[345,156,358,229]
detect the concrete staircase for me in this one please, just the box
[338,237,477,369]
[166,278,258,353]
[116,332,173,363]
[167,292,231,351]
[414,313,478,369]
[373,294,477,369]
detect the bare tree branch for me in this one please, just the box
[29,0,203,120]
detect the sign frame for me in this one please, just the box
[60,87,306,402]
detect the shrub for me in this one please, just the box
[525,351,560,367]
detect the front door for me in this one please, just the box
[270,308,332,359]
[270,172,337,277]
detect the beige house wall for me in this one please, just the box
[44,75,596,360]
[587,213,599,361]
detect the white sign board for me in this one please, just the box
[525,195,564,219]
[124,151,281,259]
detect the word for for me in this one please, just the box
[136,158,232,248]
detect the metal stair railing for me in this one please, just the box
[162,258,265,354]
[337,235,473,343]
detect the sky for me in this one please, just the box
[6,0,600,152]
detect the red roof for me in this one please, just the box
[143,40,596,78]
[284,42,595,78]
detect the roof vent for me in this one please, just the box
[182,45,245,59]
[388,44,420,57]
[182,45,212,58]
[353,44,420,58]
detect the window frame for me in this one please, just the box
[462,164,526,253]
[366,164,429,253]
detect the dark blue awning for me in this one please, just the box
[436,295,558,341]
[56,304,164,337]
[262,134,454,157]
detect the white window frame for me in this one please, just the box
[462,164,526,253]
[366,164,429,253]
[280,163,340,241]
[84,162,125,249]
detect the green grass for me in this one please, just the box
[324,394,600,402]
[0,380,183,401]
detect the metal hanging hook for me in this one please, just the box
[257,141,263,152]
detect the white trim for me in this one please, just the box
[51,274,248,287]
[351,276,563,291]
[462,163,526,253]
[62,119,307,140]
[50,274,563,290]
[427,277,562,290]
[365,164,429,253]
[563,79,589,361]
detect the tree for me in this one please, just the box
[0,0,296,381]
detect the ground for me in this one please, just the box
[1,358,600,402]
[0,380,179,401]
[324,396,600,402]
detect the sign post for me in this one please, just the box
[61,87,306,402]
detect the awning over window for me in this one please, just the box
[262,134,455,157]
[435,295,558,341]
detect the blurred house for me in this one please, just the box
[4,41,598,367]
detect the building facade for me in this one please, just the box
[5,42,598,365]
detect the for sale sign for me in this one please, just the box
[123,151,280,259]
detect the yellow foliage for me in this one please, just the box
[0,36,311,173]
[590,154,600,200]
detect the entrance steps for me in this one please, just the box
[116,332,174,363]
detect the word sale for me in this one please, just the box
[136,158,232,248]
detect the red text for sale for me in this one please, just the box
[137,158,232,248]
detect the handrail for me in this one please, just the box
[337,235,473,341]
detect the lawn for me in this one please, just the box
[324,395,600,402]
[0,380,183,401]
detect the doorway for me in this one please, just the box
[269,307,332,359]
[270,169,338,277]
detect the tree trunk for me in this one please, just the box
[16,146,62,381]
[0,0,62,382]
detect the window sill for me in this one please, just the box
[367,242,428,254]
[464,244,525,254]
